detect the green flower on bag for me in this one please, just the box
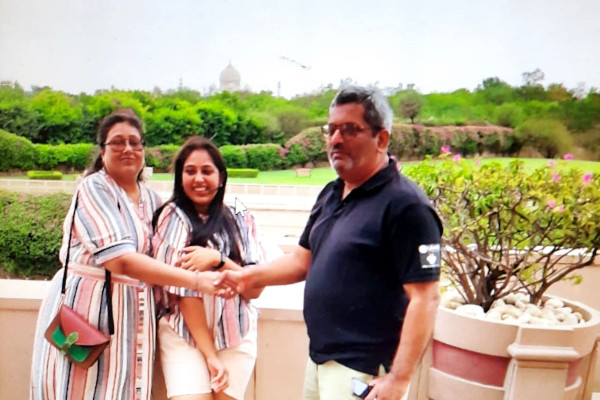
[60,332,79,355]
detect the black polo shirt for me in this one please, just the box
[299,159,442,375]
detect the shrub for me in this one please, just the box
[284,126,327,165]
[244,144,285,170]
[0,129,37,171]
[286,143,310,166]
[220,145,248,169]
[0,191,71,278]
[145,144,179,171]
[274,108,310,142]
[517,119,574,158]
[27,170,63,180]
[227,168,259,178]
[405,158,600,310]
[495,103,524,128]
[33,143,95,170]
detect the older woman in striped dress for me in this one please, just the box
[151,136,270,400]
[30,110,230,400]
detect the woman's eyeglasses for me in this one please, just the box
[321,123,372,140]
[103,138,145,152]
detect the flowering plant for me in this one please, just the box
[404,157,600,311]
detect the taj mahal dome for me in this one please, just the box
[219,62,241,92]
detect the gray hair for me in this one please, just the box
[330,86,393,133]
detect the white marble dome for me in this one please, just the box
[219,62,241,92]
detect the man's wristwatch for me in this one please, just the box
[215,250,226,270]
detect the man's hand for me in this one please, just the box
[214,269,248,293]
[177,246,220,271]
[195,270,237,298]
[365,374,409,400]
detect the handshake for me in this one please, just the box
[176,245,254,298]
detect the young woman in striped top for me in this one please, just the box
[30,110,231,400]
[152,136,268,400]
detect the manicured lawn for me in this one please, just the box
[4,158,600,186]
[153,168,339,186]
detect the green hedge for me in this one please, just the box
[389,124,520,158]
[244,143,286,170]
[227,168,259,178]
[0,129,37,171]
[145,144,179,170]
[221,143,286,171]
[33,143,95,170]
[27,170,63,180]
[0,191,71,278]
[284,126,327,166]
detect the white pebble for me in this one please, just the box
[486,310,503,321]
[504,294,519,305]
[503,305,523,319]
[490,299,506,309]
[562,314,579,326]
[541,308,559,322]
[556,307,573,314]
[515,300,527,310]
[517,314,532,324]
[455,304,485,318]
[545,298,564,309]
[524,305,542,317]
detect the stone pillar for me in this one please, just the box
[505,327,580,400]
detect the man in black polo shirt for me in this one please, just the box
[216,86,442,400]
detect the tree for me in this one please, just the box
[522,68,545,86]
[516,119,573,158]
[31,89,82,144]
[475,77,514,104]
[397,90,424,124]
[547,83,572,102]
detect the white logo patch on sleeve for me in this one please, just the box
[418,244,441,269]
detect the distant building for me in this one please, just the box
[219,62,241,92]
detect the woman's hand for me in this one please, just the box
[206,355,229,393]
[177,246,220,272]
[195,270,237,298]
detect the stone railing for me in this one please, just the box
[0,179,322,199]
[3,262,599,400]
[0,278,308,400]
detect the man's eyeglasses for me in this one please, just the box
[103,138,145,152]
[321,123,372,140]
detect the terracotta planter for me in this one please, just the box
[428,296,600,400]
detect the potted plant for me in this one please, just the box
[403,156,600,400]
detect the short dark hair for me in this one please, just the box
[330,86,393,133]
[86,109,145,179]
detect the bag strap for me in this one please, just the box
[61,191,115,336]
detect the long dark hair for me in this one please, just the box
[153,136,243,263]
[85,108,145,180]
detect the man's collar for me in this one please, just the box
[333,158,399,196]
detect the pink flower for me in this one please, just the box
[547,199,556,209]
[453,154,461,162]
[441,145,451,154]
[552,172,561,182]
[556,205,565,213]
[474,158,481,166]
[548,160,556,167]
[563,153,574,160]
[582,172,594,184]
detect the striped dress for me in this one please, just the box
[152,203,265,351]
[30,169,162,400]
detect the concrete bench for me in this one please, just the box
[295,168,311,177]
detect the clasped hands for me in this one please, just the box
[176,246,247,298]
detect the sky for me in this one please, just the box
[1,0,599,98]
